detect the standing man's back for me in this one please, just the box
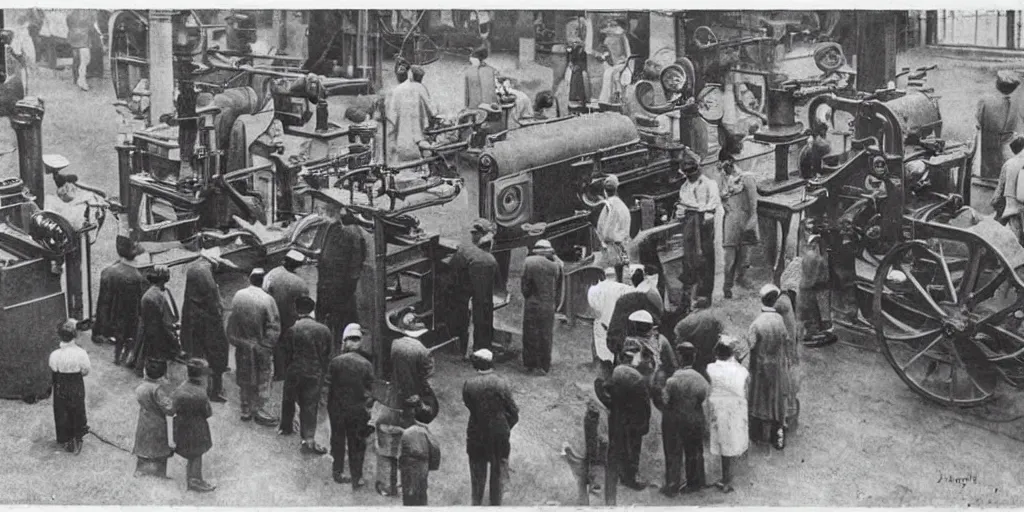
[462,349,518,506]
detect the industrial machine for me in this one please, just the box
[797,66,1024,408]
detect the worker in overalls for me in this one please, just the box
[976,70,1024,180]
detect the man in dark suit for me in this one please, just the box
[278,296,331,454]
[449,219,499,356]
[520,239,563,375]
[327,324,375,488]
[180,249,231,402]
[172,358,216,493]
[92,237,147,366]
[389,336,439,424]
[671,298,724,380]
[264,249,310,382]
[130,266,183,377]
[652,342,709,497]
[462,348,519,505]
[317,206,367,340]
[597,338,652,505]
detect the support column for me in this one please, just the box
[10,97,45,209]
[148,10,176,126]
[855,11,897,93]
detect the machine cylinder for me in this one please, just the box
[766,88,797,128]
[10,97,45,209]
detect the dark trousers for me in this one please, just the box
[317,279,360,341]
[52,373,88,444]
[186,455,204,482]
[329,408,369,480]
[400,457,430,506]
[604,427,644,506]
[208,372,224,399]
[452,299,494,354]
[114,337,134,365]
[723,245,749,294]
[468,436,510,506]
[680,218,716,311]
[280,374,320,440]
[452,301,471,355]
[663,419,705,491]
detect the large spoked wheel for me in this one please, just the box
[873,239,1024,407]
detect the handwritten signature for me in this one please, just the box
[937,472,978,489]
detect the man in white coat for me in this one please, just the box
[587,267,632,370]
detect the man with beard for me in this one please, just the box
[49,319,91,455]
[520,239,563,375]
[226,268,281,426]
[327,324,375,488]
[449,219,499,357]
[92,237,147,367]
[317,205,367,341]
[131,266,183,378]
[264,250,311,383]
[463,349,519,506]
[596,336,652,505]
[180,249,231,402]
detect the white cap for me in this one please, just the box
[284,249,306,263]
[604,267,618,277]
[343,323,362,339]
[628,310,654,324]
[759,283,781,299]
[43,154,70,172]
[473,348,493,362]
[250,267,266,277]
[534,239,552,250]
[604,175,620,189]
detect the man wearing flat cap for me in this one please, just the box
[521,239,564,375]
[264,250,311,382]
[181,248,232,402]
[596,335,652,504]
[226,268,281,425]
[449,219,499,357]
[131,265,184,378]
[49,319,91,455]
[171,358,216,492]
[462,348,519,505]
[652,342,709,497]
[676,150,720,313]
[92,236,147,367]
[977,70,1024,180]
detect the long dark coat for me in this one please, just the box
[521,254,562,371]
[317,221,367,337]
[93,261,147,343]
[391,337,439,423]
[265,267,310,380]
[180,260,229,372]
[747,308,792,424]
[135,285,179,365]
[450,243,498,351]
[133,378,174,459]
[462,371,519,454]
[171,380,213,459]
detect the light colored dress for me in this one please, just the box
[707,357,749,457]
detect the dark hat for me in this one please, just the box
[677,341,696,357]
[295,295,315,314]
[471,46,489,60]
[145,358,168,379]
[718,146,736,163]
[186,358,210,377]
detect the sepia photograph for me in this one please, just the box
[0,6,1021,507]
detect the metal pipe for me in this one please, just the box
[148,10,176,127]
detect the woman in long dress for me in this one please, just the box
[706,335,749,493]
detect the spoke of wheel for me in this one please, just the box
[978,324,1024,361]
[884,325,942,343]
[900,333,945,372]
[966,268,1009,310]
[959,246,985,299]
[896,263,947,318]
[936,255,959,304]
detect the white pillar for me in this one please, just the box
[148,10,175,126]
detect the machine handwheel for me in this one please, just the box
[813,42,845,73]
[872,239,1024,407]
